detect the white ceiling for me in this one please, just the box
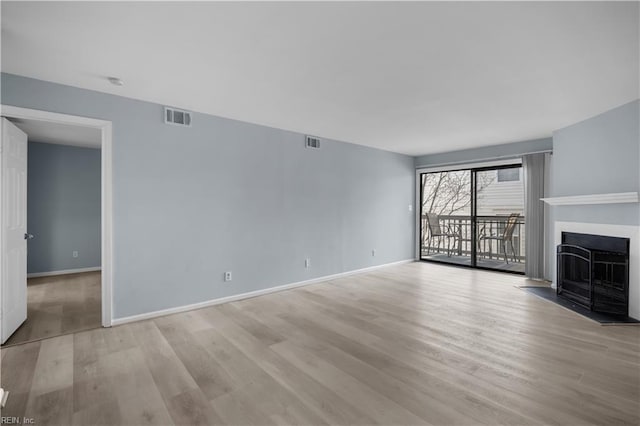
[8,118,101,148]
[1,2,638,156]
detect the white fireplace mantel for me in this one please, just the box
[541,192,639,206]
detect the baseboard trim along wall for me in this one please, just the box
[111,259,414,326]
[27,266,102,278]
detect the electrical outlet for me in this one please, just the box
[408,204,413,212]
[305,258,310,268]
[372,249,376,257]
[72,251,79,258]
[224,271,232,282]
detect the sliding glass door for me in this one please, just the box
[420,170,473,266]
[474,166,525,273]
[420,165,525,273]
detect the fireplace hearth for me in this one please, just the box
[557,232,630,316]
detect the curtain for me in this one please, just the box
[523,153,546,279]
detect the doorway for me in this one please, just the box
[0,106,113,345]
[419,163,525,274]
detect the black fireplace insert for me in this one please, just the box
[557,232,629,316]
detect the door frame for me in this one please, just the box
[415,158,523,268]
[1,105,114,327]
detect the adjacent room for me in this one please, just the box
[1,118,102,347]
[0,2,638,425]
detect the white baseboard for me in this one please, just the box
[111,259,414,326]
[27,267,102,278]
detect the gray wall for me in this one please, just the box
[27,142,101,274]
[545,99,640,279]
[549,99,639,225]
[414,138,553,168]
[413,99,639,283]
[2,73,415,319]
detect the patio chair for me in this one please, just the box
[478,213,520,263]
[424,213,460,257]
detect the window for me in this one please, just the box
[497,168,520,182]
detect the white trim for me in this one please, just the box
[0,388,8,408]
[1,105,114,327]
[112,259,414,326]
[27,267,101,278]
[416,157,523,174]
[101,121,113,327]
[541,192,638,206]
[1,106,111,128]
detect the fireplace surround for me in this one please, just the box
[557,232,629,316]
[553,221,639,320]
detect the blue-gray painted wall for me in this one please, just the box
[545,99,640,279]
[27,142,101,274]
[413,101,639,282]
[2,73,415,319]
[414,138,553,168]
[549,100,639,225]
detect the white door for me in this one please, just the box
[1,118,28,344]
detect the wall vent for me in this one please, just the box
[305,135,321,149]
[164,107,192,127]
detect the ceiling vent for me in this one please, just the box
[305,135,321,149]
[164,107,192,127]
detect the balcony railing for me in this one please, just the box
[421,214,525,263]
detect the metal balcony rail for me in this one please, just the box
[421,214,525,262]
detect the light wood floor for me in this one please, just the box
[1,262,639,425]
[2,272,101,347]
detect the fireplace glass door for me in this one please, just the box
[557,232,629,315]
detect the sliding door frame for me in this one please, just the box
[416,159,524,275]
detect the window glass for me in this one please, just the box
[497,168,520,182]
